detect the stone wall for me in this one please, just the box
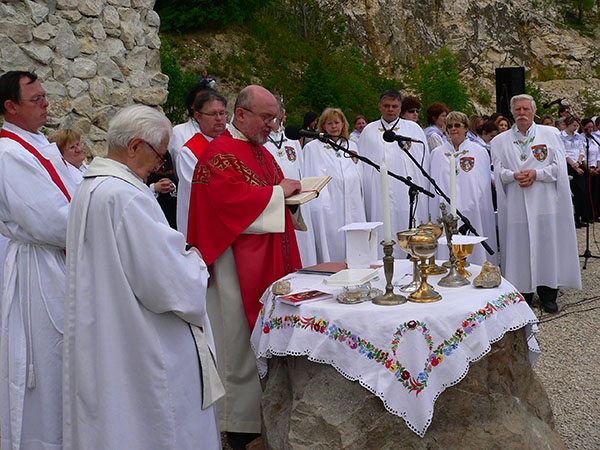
[0,0,167,156]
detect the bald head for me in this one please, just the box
[233,85,279,145]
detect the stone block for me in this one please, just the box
[88,124,108,141]
[22,43,54,65]
[72,94,94,119]
[128,70,149,88]
[0,35,34,69]
[60,113,92,135]
[145,9,160,28]
[44,80,67,97]
[89,77,114,104]
[147,49,161,71]
[132,87,168,106]
[47,95,71,125]
[94,105,119,131]
[97,55,124,81]
[105,28,121,38]
[119,21,137,50]
[110,85,131,106]
[78,0,102,17]
[35,65,52,81]
[108,0,130,6]
[125,46,147,72]
[104,38,126,67]
[55,20,80,58]
[56,0,78,9]
[26,0,49,24]
[131,0,154,8]
[66,78,88,98]
[103,6,120,29]
[72,57,97,79]
[261,330,565,450]
[78,36,97,55]
[0,19,33,43]
[90,19,106,40]
[56,10,82,22]
[33,23,58,41]
[144,31,160,50]
[150,72,169,88]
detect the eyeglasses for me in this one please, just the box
[197,111,228,119]
[446,123,464,129]
[407,109,420,114]
[240,107,279,126]
[143,140,167,169]
[22,94,46,105]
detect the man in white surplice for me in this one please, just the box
[63,105,223,449]
[359,90,430,256]
[0,70,78,449]
[491,94,581,313]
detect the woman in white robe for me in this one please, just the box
[429,111,497,265]
[302,108,366,263]
[48,128,88,184]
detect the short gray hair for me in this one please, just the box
[107,105,172,152]
[510,94,536,114]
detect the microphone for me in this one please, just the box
[542,98,564,109]
[382,130,422,144]
[284,125,339,141]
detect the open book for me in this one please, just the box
[285,176,331,205]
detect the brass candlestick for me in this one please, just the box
[437,204,470,287]
[372,240,407,305]
[407,229,442,302]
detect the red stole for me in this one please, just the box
[0,129,71,201]
[184,132,210,160]
[187,130,301,330]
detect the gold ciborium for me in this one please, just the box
[407,229,442,302]
[396,229,420,293]
[418,218,446,275]
[452,243,474,277]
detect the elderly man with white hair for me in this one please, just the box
[490,94,581,313]
[63,105,223,449]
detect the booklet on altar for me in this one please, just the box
[284,176,332,205]
[277,290,333,306]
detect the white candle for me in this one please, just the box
[449,153,457,217]
[380,159,392,242]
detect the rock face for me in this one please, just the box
[0,0,167,156]
[261,329,565,449]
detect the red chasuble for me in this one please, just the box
[187,130,301,329]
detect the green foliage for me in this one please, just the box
[155,0,270,32]
[471,84,492,107]
[579,88,600,118]
[160,38,198,124]
[405,48,470,118]
[534,64,567,82]
[525,81,548,114]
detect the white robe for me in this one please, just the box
[359,118,430,256]
[168,118,198,176]
[63,157,222,449]
[490,124,581,293]
[176,130,213,239]
[264,130,317,267]
[0,122,76,450]
[429,140,498,265]
[302,139,366,263]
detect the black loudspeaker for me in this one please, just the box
[495,67,525,121]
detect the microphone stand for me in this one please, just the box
[389,139,495,256]
[561,101,600,268]
[320,136,435,199]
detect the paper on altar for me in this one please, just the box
[339,222,383,268]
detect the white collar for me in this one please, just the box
[83,157,148,193]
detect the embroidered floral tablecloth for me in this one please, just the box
[251,260,539,437]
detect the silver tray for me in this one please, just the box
[336,288,383,304]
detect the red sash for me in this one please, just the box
[0,129,71,201]
[184,133,210,160]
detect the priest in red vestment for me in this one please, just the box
[187,85,302,448]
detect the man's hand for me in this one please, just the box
[514,169,536,187]
[279,178,302,198]
[154,178,175,194]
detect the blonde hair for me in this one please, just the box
[446,111,469,128]
[48,129,81,155]
[317,108,349,139]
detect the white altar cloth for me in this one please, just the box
[251,260,539,437]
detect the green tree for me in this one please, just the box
[405,48,470,118]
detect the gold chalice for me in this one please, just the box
[396,229,420,293]
[418,219,446,275]
[452,243,474,277]
[407,229,441,302]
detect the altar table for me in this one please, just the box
[251,260,539,437]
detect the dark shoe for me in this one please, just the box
[522,292,534,306]
[575,220,584,228]
[541,299,558,314]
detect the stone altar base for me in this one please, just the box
[260,329,565,449]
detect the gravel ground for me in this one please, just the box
[532,226,600,450]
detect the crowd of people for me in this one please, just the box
[0,69,586,449]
